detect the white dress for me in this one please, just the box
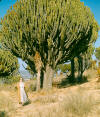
[19,82,28,103]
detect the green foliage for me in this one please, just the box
[81,45,96,70]
[0,111,8,117]
[56,63,71,73]
[0,0,98,71]
[0,75,20,84]
[26,65,36,76]
[85,45,95,60]
[0,0,99,90]
[0,49,19,77]
[95,47,100,61]
[29,83,36,92]
[97,60,100,77]
[97,68,100,77]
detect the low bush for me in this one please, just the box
[0,75,20,84]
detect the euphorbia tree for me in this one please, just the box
[0,0,99,90]
[95,47,100,61]
[77,44,96,81]
[0,49,19,77]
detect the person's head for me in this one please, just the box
[20,78,23,82]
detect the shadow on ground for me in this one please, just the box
[55,75,88,88]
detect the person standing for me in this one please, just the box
[17,78,28,105]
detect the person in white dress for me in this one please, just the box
[17,78,28,105]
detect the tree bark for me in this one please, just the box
[70,58,75,83]
[78,56,83,82]
[40,68,44,88]
[43,64,54,90]
[36,70,41,91]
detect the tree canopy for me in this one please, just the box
[56,63,71,74]
[95,47,100,61]
[0,0,99,90]
[0,49,19,76]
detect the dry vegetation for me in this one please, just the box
[1,70,100,117]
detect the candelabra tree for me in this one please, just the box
[0,0,99,90]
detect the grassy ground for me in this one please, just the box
[0,69,100,117]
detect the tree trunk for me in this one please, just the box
[40,68,44,88]
[78,56,83,82]
[43,64,54,90]
[70,58,75,83]
[36,70,41,91]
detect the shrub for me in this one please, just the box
[97,68,100,77]
[25,79,37,92]
[0,111,8,117]
[29,84,36,92]
[0,75,20,84]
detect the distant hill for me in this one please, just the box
[19,70,32,79]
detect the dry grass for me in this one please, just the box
[83,69,98,81]
[0,83,16,92]
[33,95,58,104]
[60,91,96,117]
[0,70,100,117]
[25,89,99,117]
[0,91,16,117]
